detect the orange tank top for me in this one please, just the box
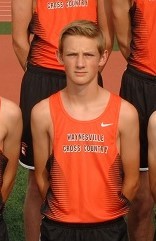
[28,0,97,70]
[42,92,129,223]
[128,0,156,75]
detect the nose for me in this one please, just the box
[76,54,85,68]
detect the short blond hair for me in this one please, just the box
[58,20,105,56]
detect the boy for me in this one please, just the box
[111,1,156,240]
[0,96,22,241]
[31,20,139,241]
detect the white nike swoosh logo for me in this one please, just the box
[101,123,113,127]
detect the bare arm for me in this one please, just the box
[12,0,33,70]
[97,0,114,71]
[148,112,156,202]
[111,0,132,59]
[1,99,22,202]
[98,0,114,56]
[31,99,52,200]
[119,100,140,201]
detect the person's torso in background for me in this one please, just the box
[128,0,156,75]
[28,0,97,70]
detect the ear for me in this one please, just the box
[56,50,64,65]
[98,50,108,68]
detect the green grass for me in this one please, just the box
[113,38,119,51]
[0,22,12,35]
[5,165,28,241]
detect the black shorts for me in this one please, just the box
[154,231,156,241]
[20,64,103,169]
[40,216,128,241]
[120,64,156,170]
[0,215,9,241]
[20,64,66,169]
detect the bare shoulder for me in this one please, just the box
[148,111,156,130]
[1,97,22,122]
[31,98,50,127]
[121,97,138,112]
[119,98,139,129]
[149,111,156,123]
[32,98,49,118]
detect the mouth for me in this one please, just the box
[75,71,87,75]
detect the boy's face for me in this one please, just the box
[59,35,107,85]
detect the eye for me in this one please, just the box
[66,53,77,57]
[84,53,94,57]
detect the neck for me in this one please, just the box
[60,81,110,121]
[64,80,101,105]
